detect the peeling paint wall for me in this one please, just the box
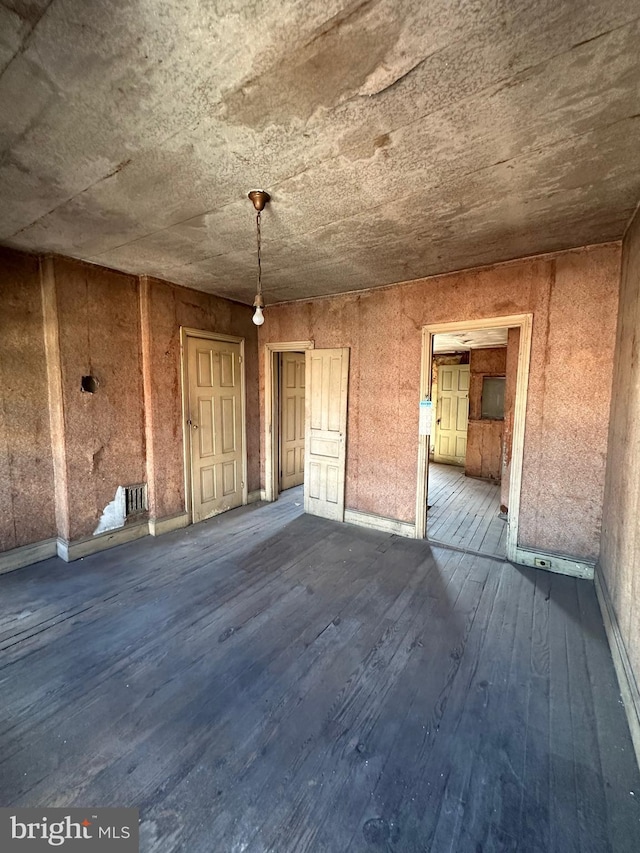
[600,207,640,702]
[0,249,258,553]
[93,487,127,535]
[260,243,620,562]
[0,248,57,550]
[52,257,146,542]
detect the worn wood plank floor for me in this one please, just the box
[427,462,507,558]
[1,487,638,852]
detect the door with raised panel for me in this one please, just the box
[279,351,305,491]
[433,364,469,465]
[304,348,349,521]
[187,336,244,523]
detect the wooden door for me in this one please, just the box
[304,348,349,521]
[187,336,244,523]
[279,352,305,491]
[434,364,469,465]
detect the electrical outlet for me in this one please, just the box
[534,557,552,569]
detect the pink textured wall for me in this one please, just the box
[0,242,620,564]
[0,248,259,553]
[53,257,146,541]
[600,207,640,703]
[0,248,57,550]
[260,244,620,561]
[519,249,620,559]
[143,277,259,520]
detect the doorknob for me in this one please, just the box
[192,424,199,430]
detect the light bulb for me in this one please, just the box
[252,305,265,326]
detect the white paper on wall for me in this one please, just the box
[419,399,434,435]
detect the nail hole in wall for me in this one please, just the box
[81,375,99,394]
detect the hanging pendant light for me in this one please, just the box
[248,189,270,326]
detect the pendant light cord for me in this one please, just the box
[256,210,262,297]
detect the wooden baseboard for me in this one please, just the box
[595,568,640,769]
[513,546,594,580]
[57,520,150,562]
[0,538,58,574]
[149,512,190,536]
[344,508,415,539]
[427,538,507,561]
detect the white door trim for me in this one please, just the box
[416,313,533,563]
[263,340,314,503]
[180,327,248,523]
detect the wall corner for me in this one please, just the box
[40,255,70,543]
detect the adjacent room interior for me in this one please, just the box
[1,2,640,851]
[426,325,519,559]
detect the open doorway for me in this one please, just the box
[278,351,305,493]
[415,315,532,562]
[428,327,512,557]
[263,341,314,505]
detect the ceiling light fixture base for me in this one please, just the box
[248,189,271,212]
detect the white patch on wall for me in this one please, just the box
[94,487,127,535]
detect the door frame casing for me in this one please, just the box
[415,313,533,562]
[180,327,248,523]
[263,340,314,503]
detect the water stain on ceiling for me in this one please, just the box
[0,0,639,304]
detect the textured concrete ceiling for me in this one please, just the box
[1,1,640,305]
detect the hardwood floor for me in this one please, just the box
[1,488,638,852]
[427,462,507,558]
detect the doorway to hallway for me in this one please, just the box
[416,314,533,562]
[427,328,509,558]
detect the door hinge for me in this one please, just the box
[238,356,243,364]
